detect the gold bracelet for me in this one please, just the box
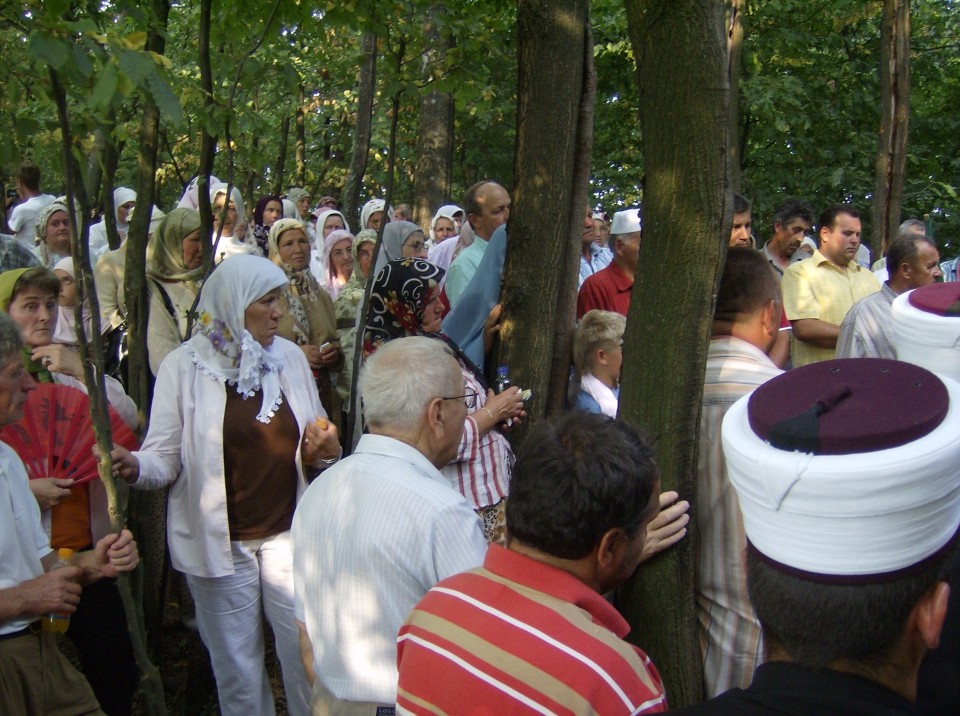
[484,408,496,423]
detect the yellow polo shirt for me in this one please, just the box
[782,250,881,367]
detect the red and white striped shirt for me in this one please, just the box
[442,365,513,510]
[397,545,667,715]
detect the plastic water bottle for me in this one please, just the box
[493,366,511,395]
[493,366,513,427]
[42,548,75,634]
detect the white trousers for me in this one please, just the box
[187,531,310,716]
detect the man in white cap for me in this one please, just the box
[676,358,960,714]
[836,235,941,360]
[576,208,641,318]
[697,247,783,698]
[782,204,880,367]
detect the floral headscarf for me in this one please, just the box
[148,208,203,285]
[253,195,283,255]
[362,257,444,357]
[187,254,288,422]
[268,219,317,345]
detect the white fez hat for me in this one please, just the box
[722,358,960,583]
[892,283,960,382]
[609,209,642,235]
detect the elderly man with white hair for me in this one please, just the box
[291,336,486,715]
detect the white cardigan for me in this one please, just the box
[132,337,325,578]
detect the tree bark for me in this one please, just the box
[295,83,306,186]
[413,5,454,228]
[727,0,745,193]
[871,0,910,259]
[342,31,378,231]
[274,112,290,196]
[496,0,592,445]
[619,0,731,707]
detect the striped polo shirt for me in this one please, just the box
[397,544,667,715]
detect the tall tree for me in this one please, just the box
[871,0,911,257]
[619,0,731,707]
[727,0,745,192]
[342,31,378,230]
[412,5,455,227]
[498,0,593,442]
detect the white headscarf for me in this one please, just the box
[282,198,298,220]
[208,183,247,236]
[429,204,462,243]
[52,257,93,346]
[178,175,221,210]
[360,198,393,230]
[113,187,137,235]
[186,255,288,422]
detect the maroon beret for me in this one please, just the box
[908,282,960,316]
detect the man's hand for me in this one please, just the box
[640,491,690,563]
[29,477,74,510]
[7,568,83,620]
[74,530,139,584]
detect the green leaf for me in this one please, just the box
[146,72,184,127]
[117,49,154,85]
[90,60,119,113]
[28,33,70,70]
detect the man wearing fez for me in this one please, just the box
[678,358,960,714]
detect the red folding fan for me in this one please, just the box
[0,383,139,486]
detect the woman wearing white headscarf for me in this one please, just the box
[210,183,258,263]
[110,255,340,716]
[34,199,73,269]
[51,257,92,347]
[360,197,392,231]
[308,209,350,286]
[88,186,137,260]
[428,204,462,248]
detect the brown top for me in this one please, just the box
[222,388,299,541]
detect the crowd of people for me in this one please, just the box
[1,159,959,716]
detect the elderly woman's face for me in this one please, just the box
[181,229,204,270]
[419,286,444,334]
[357,241,375,278]
[54,269,76,307]
[296,196,311,217]
[262,200,283,227]
[366,211,383,231]
[8,287,57,348]
[401,230,427,259]
[330,239,353,279]
[244,287,283,347]
[434,218,456,243]
[322,215,344,239]
[213,197,237,235]
[278,229,311,271]
[46,211,72,252]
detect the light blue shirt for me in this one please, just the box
[445,236,489,307]
[579,244,613,288]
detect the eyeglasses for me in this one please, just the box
[405,240,426,253]
[441,390,479,409]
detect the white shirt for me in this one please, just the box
[132,337,323,578]
[7,194,55,249]
[291,434,486,704]
[0,443,51,634]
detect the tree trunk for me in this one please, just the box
[496,0,592,446]
[295,83,306,186]
[413,5,454,228]
[342,31,378,230]
[871,0,910,259]
[619,0,731,708]
[727,0,745,193]
[197,0,217,270]
[274,113,290,196]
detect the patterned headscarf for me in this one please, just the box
[186,255,288,422]
[268,219,318,345]
[252,195,283,255]
[148,208,204,285]
[362,258,444,357]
